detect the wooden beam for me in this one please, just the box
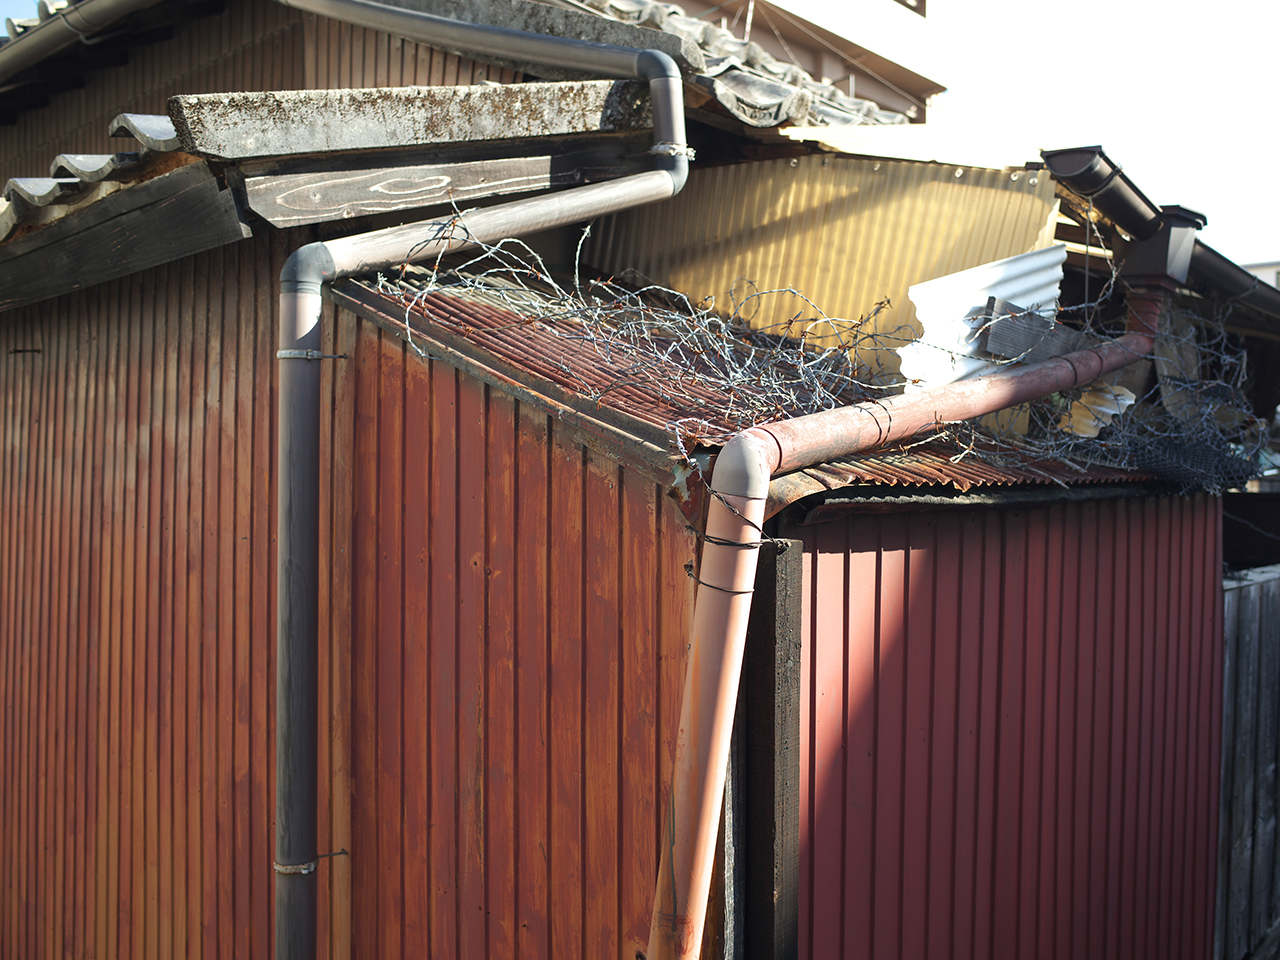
[0,162,251,312]
[739,539,802,960]
[242,140,652,227]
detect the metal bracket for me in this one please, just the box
[650,142,697,160]
[273,848,349,875]
[276,349,346,360]
[273,860,316,875]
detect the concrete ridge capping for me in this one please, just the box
[167,79,654,159]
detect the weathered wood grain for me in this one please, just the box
[243,146,649,227]
[0,163,251,313]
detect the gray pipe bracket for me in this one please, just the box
[276,349,346,361]
[650,141,696,160]
[273,860,317,875]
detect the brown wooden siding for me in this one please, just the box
[0,0,517,178]
[0,229,294,959]
[779,496,1224,960]
[0,230,697,958]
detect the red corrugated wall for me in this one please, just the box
[321,305,698,960]
[780,497,1223,960]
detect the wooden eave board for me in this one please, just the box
[0,162,250,312]
[237,131,653,227]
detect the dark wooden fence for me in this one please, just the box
[1219,563,1280,960]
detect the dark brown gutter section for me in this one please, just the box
[1042,145,1280,323]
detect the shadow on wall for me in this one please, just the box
[785,498,1222,960]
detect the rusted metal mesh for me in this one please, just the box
[371,231,914,462]
[369,227,1266,493]
[914,231,1266,494]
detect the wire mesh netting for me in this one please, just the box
[366,228,1268,494]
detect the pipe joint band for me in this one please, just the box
[273,860,317,875]
[650,141,696,159]
[277,349,345,361]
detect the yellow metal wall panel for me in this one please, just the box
[586,155,1058,376]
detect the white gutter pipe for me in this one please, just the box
[645,293,1164,959]
[271,6,690,957]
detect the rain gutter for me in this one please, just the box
[644,292,1162,960]
[270,6,690,958]
[0,0,159,87]
[1041,145,1280,322]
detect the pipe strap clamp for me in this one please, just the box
[276,349,345,361]
[650,142,696,160]
[273,860,317,875]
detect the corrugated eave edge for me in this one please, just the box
[328,281,690,493]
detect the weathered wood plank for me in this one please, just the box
[243,146,650,227]
[1255,577,1280,944]
[169,81,653,159]
[740,539,802,960]
[1216,578,1240,960]
[0,164,251,313]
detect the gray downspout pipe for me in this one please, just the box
[272,7,689,957]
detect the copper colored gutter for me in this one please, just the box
[645,292,1163,960]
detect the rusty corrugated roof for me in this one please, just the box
[338,268,1149,506]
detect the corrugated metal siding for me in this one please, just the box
[780,495,1224,960]
[585,155,1059,364]
[0,226,699,958]
[323,304,698,960]
[0,0,517,177]
[0,228,292,959]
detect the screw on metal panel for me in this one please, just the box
[1010,172,1020,181]
[1030,177,1039,185]
[789,158,798,167]
[822,156,830,167]
[955,168,964,178]
[873,162,881,171]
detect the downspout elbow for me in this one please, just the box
[636,49,691,194]
[281,242,338,296]
[709,430,777,499]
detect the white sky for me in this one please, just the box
[2,0,1276,264]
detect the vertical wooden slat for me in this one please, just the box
[548,420,584,959]
[327,305,356,960]
[428,359,458,960]
[456,371,486,960]
[377,332,405,960]
[620,470,658,960]
[399,314,430,960]
[514,403,550,960]
[350,316,379,954]
[485,392,517,960]
[583,450,620,960]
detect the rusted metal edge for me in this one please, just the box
[789,480,1177,524]
[329,283,684,489]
